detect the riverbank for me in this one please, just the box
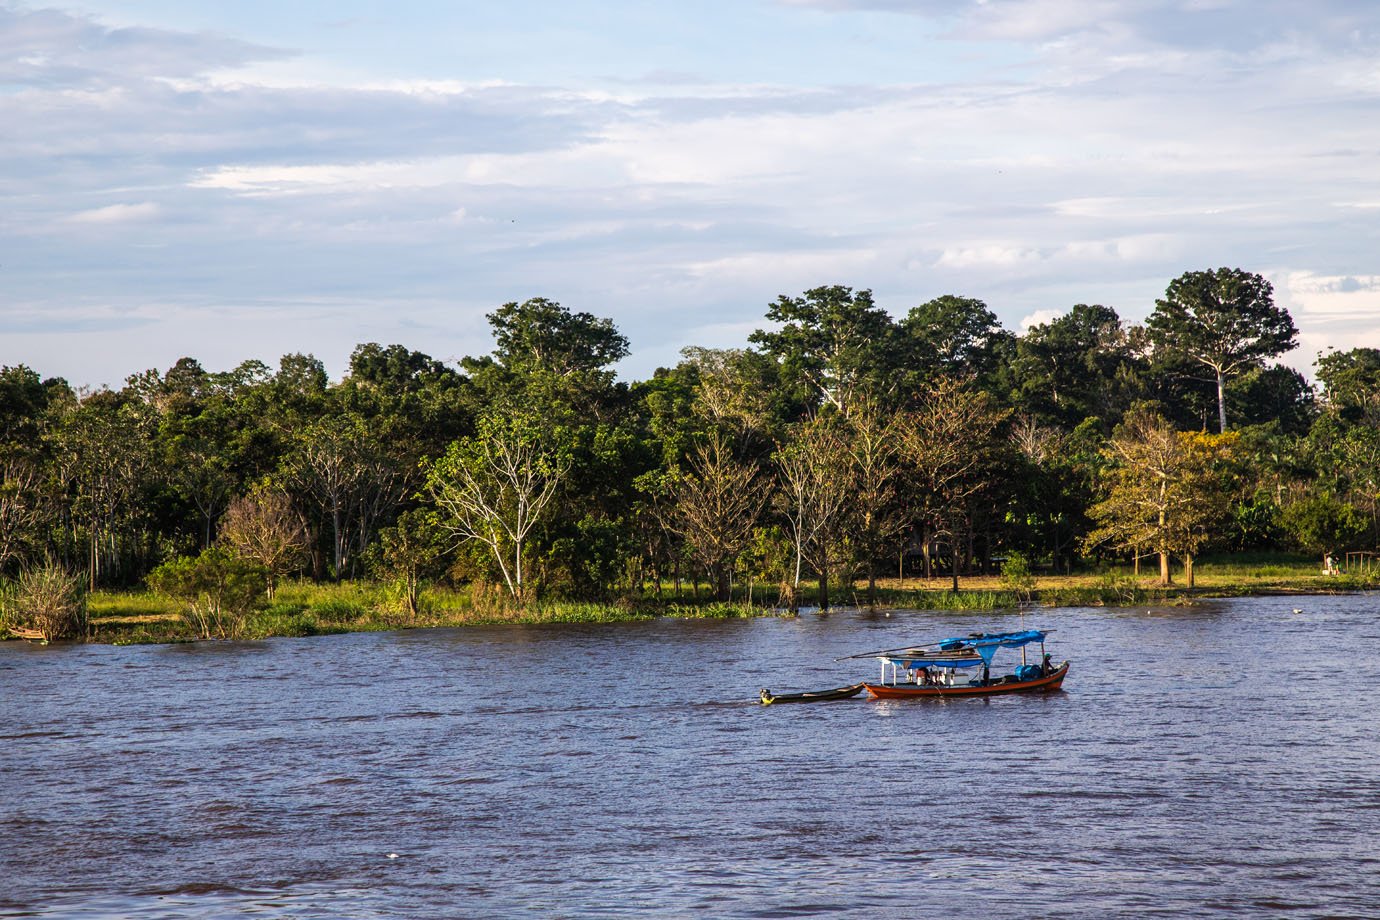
[3,553,1375,645]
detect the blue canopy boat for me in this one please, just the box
[847,629,1069,699]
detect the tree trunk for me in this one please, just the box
[951,533,961,593]
[331,501,344,579]
[1185,552,1195,589]
[1159,551,1171,586]
[818,567,829,612]
[1216,368,1228,434]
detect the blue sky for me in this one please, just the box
[4,0,1379,387]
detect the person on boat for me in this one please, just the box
[914,666,932,686]
[1042,653,1052,676]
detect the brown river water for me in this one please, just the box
[3,594,1380,918]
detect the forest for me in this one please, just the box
[2,267,1379,640]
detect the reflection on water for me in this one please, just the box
[3,595,1380,918]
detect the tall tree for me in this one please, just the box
[749,285,897,416]
[1012,303,1142,428]
[842,403,906,602]
[287,415,367,579]
[485,297,630,377]
[1147,268,1297,433]
[50,391,156,590]
[899,295,1013,392]
[1316,347,1380,423]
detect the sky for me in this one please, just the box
[3,0,1380,388]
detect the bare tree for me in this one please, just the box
[897,376,1010,592]
[774,417,851,610]
[843,403,906,604]
[669,431,763,602]
[0,452,43,572]
[288,417,365,579]
[219,490,308,599]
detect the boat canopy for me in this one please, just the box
[880,629,1049,670]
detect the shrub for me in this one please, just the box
[5,565,87,641]
[148,548,267,640]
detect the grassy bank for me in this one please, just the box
[6,552,1376,645]
[68,581,772,645]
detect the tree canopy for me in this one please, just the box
[3,267,1372,615]
[1147,268,1297,433]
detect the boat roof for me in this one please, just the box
[921,629,1050,654]
[846,629,1052,669]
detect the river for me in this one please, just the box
[3,594,1379,918]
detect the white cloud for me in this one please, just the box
[67,202,160,224]
[5,1,1380,386]
[1281,272,1380,321]
[936,244,1044,269]
[1020,308,1063,331]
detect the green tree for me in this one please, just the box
[1225,365,1315,435]
[749,285,897,416]
[1147,268,1297,433]
[49,390,156,590]
[485,297,630,377]
[427,411,571,601]
[1316,347,1380,423]
[1281,494,1365,570]
[371,508,449,618]
[899,295,1013,392]
[1012,304,1142,428]
[1000,551,1037,603]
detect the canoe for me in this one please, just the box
[760,683,866,705]
[863,661,1070,700]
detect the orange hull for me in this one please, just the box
[864,661,1069,699]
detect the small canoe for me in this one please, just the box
[864,661,1070,700]
[760,683,866,705]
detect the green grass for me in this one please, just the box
[27,551,1379,647]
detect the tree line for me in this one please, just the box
[2,268,1377,615]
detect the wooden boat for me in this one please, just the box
[760,683,866,705]
[842,628,1069,701]
[864,661,1069,699]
